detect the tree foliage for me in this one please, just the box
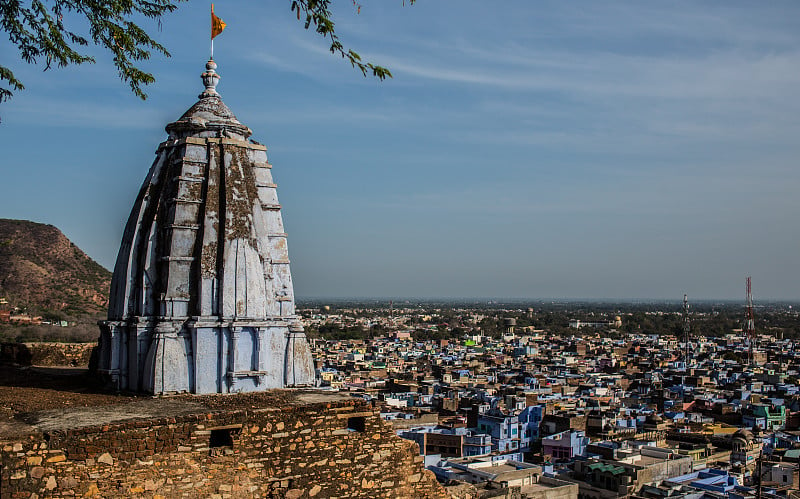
[0,0,414,104]
[291,0,413,81]
[0,0,178,102]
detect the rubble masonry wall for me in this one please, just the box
[0,343,94,367]
[1,398,448,498]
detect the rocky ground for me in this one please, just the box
[0,365,132,414]
[0,365,138,438]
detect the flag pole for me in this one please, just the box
[210,3,226,60]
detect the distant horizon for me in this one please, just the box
[293,296,800,305]
[8,216,799,303]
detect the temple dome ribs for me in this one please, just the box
[96,60,315,394]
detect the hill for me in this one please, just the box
[0,219,111,318]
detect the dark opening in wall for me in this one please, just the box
[347,416,366,432]
[210,428,238,448]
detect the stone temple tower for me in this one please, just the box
[97,60,315,394]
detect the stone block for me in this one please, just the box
[30,466,45,479]
[60,477,79,489]
[85,483,101,497]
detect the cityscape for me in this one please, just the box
[299,297,800,498]
[1,1,799,498]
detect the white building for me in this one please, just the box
[96,60,314,394]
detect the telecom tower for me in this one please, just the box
[683,294,691,369]
[745,276,756,366]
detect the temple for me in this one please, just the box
[96,60,315,394]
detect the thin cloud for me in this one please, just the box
[375,48,800,101]
[5,97,166,129]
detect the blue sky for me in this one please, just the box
[1,1,799,300]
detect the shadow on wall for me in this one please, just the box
[0,342,96,367]
[0,343,110,397]
[0,342,33,365]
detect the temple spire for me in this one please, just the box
[200,59,220,99]
[97,58,314,394]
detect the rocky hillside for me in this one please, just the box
[0,219,111,317]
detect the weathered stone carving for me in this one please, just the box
[97,60,315,394]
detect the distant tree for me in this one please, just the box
[1,0,411,104]
[413,328,449,342]
[41,311,66,323]
[722,351,742,363]
[368,323,385,338]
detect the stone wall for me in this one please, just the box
[1,397,449,498]
[387,413,440,430]
[524,477,579,499]
[0,342,94,367]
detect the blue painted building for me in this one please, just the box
[518,405,545,451]
[477,411,520,453]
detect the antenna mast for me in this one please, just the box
[745,277,756,366]
[683,294,690,369]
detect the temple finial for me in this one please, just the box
[200,59,220,98]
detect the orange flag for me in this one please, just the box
[211,4,226,39]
